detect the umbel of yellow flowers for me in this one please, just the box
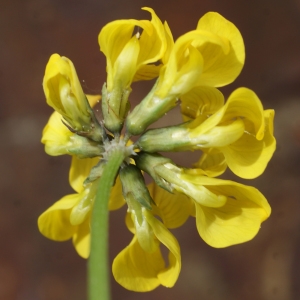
[38,8,276,292]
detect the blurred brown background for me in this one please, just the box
[1,0,300,299]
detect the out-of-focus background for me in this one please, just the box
[1,0,300,299]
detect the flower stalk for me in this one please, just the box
[88,147,125,300]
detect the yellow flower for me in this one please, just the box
[156,12,244,98]
[41,95,102,157]
[99,7,167,91]
[179,172,271,248]
[184,87,276,178]
[137,87,276,179]
[98,7,170,133]
[43,54,103,141]
[135,152,271,248]
[126,12,245,135]
[112,183,189,292]
[38,156,125,258]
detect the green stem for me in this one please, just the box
[88,148,125,300]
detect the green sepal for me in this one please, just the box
[101,83,131,134]
[119,164,153,210]
[83,160,106,186]
[134,152,174,193]
[67,134,104,158]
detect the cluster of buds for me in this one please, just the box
[38,8,276,292]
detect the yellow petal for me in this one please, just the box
[190,118,245,148]
[38,194,78,241]
[113,34,140,88]
[125,211,136,234]
[133,64,162,82]
[137,7,167,66]
[108,176,126,210]
[112,236,165,292]
[133,209,160,254]
[99,20,140,88]
[70,188,93,226]
[192,179,271,247]
[180,86,224,121]
[43,54,90,130]
[224,88,265,139]
[196,12,245,87]
[192,149,227,177]
[146,211,181,288]
[148,182,192,229]
[170,45,204,96]
[41,111,73,156]
[161,21,174,64]
[221,109,276,179]
[113,210,181,291]
[86,94,101,107]
[69,155,100,193]
[156,36,204,98]
[72,216,90,259]
[188,88,264,138]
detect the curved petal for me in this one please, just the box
[69,156,100,193]
[38,194,78,241]
[148,182,192,229]
[196,12,245,86]
[113,34,140,88]
[112,236,165,292]
[146,211,181,288]
[125,211,136,234]
[181,174,271,213]
[133,64,162,82]
[194,181,271,247]
[156,31,208,98]
[180,86,224,121]
[41,111,73,156]
[161,21,174,64]
[179,173,271,246]
[137,7,167,67]
[189,88,264,139]
[113,210,181,291]
[43,54,91,131]
[70,187,93,226]
[224,88,265,139]
[169,44,204,96]
[222,109,276,179]
[191,149,227,177]
[191,118,245,148]
[99,20,140,70]
[181,184,227,208]
[72,216,91,259]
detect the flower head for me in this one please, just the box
[39,7,275,293]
